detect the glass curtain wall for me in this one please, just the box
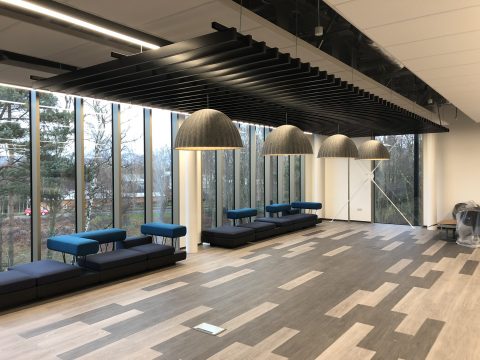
[152,109,172,223]
[239,123,250,208]
[83,98,113,231]
[222,150,235,224]
[374,134,423,225]
[255,126,265,216]
[293,155,302,202]
[0,87,31,269]
[281,156,290,203]
[120,105,145,235]
[201,151,216,229]
[39,92,76,260]
[270,157,278,205]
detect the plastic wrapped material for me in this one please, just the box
[456,209,480,248]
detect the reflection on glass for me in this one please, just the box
[255,126,265,216]
[0,86,31,269]
[121,105,145,235]
[222,150,235,224]
[40,92,76,261]
[293,155,302,201]
[239,123,250,208]
[152,109,172,223]
[202,151,216,229]
[282,156,290,203]
[83,98,113,231]
[374,134,422,225]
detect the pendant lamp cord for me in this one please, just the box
[285,112,288,125]
[206,94,209,109]
[239,0,243,32]
[295,0,298,58]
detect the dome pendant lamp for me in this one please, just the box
[174,108,243,150]
[317,133,358,158]
[356,139,390,160]
[263,124,313,155]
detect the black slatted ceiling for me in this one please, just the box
[36,23,448,137]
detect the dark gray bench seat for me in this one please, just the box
[238,221,283,241]
[0,270,36,308]
[118,235,184,270]
[202,225,255,248]
[255,213,319,233]
[78,249,147,281]
[9,260,99,298]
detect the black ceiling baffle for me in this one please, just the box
[35,22,448,137]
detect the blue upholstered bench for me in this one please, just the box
[74,228,127,245]
[291,202,322,213]
[47,235,99,263]
[265,203,291,216]
[141,222,187,251]
[227,208,257,225]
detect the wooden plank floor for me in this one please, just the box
[0,222,478,359]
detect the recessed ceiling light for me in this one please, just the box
[0,0,160,50]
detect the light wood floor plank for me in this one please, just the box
[279,271,323,291]
[386,259,413,274]
[201,269,254,288]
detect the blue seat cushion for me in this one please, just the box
[47,235,99,256]
[291,202,322,210]
[9,260,82,286]
[129,244,175,259]
[265,203,291,213]
[141,223,187,238]
[73,228,126,245]
[227,208,257,220]
[78,249,147,271]
[0,270,36,295]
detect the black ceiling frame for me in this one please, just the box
[36,23,448,137]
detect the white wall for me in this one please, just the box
[349,138,372,222]
[435,106,480,221]
[304,134,325,218]
[322,137,372,221]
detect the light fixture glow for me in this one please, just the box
[0,0,160,50]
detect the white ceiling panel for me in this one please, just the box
[403,48,480,71]
[332,0,480,30]
[140,1,260,42]
[364,6,480,47]
[325,0,480,122]
[62,0,215,30]
[387,30,480,61]
[0,22,87,59]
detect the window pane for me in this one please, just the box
[202,151,216,229]
[255,126,265,216]
[270,157,278,205]
[121,105,144,235]
[40,93,75,261]
[83,98,113,231]
[0,86,31,269]
[239,123,250,208]
[374,134,422,225]
[152,109,172,223]
[222,150,234,224]
[281,156,290,203]
[293,155,302,201]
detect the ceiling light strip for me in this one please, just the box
[0,0,160,50]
